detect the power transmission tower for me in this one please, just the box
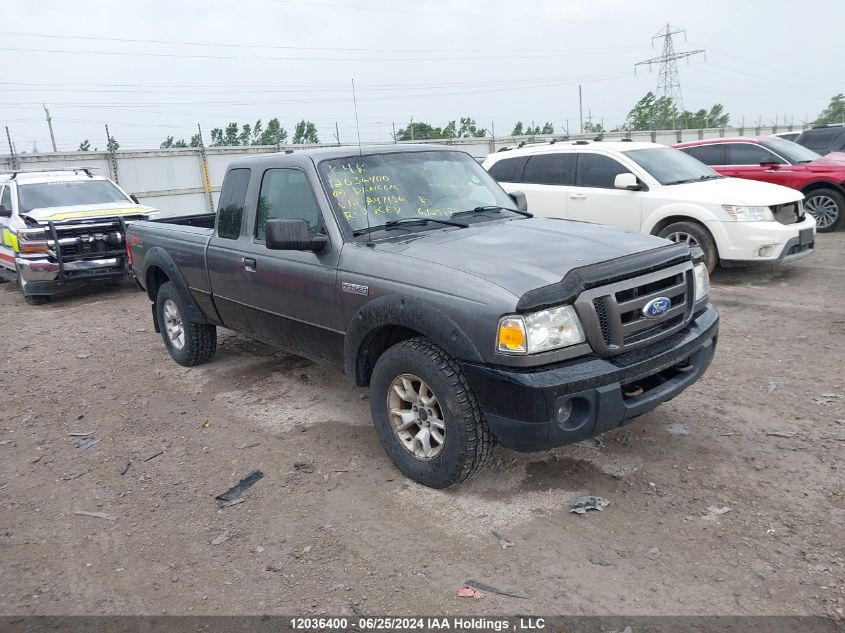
[634,24,705,129]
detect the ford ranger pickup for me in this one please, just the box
[126,145,719,488]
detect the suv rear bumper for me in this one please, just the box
[461,304,718,452]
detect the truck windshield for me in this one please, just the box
[17,180,129,213]
[761,138,821,164]
[318,150,517,235]
[624,147,723,185]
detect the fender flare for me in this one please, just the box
[343,295,484,386]
[141,246,208,325]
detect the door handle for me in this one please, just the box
[241,257,257,272]
[569,193,587,200]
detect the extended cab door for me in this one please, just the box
[566,152,643,230]
[207,168,255,334]
[237,166,343,364]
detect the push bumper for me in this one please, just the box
[461,304,719,452]
[17,256,127,296]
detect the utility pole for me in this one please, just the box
[334,122,340,146]
[6,126,19,169]
[578,85,583,135]
[196,123,214,214]
[392,122,397,143]
[635,24,705,129]
[43,104,57,152]
[105,124,119,184]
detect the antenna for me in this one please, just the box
[351,79,373,247]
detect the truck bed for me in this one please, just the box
[127,213,215,294]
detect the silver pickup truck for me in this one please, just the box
[127,145,719,488]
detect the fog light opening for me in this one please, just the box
[556,399,573,424]
[757,245,775,258]
[622,384,644,399]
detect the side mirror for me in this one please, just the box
[614,173,640,190]
[265,219,328,252]
[129,194,140,204]
[508,191,528,212]
[0,205,11,218]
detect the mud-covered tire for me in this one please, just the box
[804,188,844,232]
[155,281,217,367]
[658,220,718,273]
[369,337,494,488]
[24,294,49,306]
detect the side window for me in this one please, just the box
[0,185,11,211]
[487,156,528,183]
[255,169,321,241]
[575,153,632,188]
[683,144,725,166]
[522,153,576,185]
[216,168,251,240]
[835,131,845,152]
[726,143,783,165]
[802,128,840,152]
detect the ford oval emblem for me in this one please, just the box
[642,297,672,319]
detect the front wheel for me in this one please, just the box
[658,221,718,274]
[804,188,844,232]
[369,337,494,488]
[155,281,217,366]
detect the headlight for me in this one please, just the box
[693,262,709,302]
[722,205,774,222]
[497,305,585,355]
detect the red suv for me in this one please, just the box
[674,136,845,232]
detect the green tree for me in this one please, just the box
[816,94,845,125]
[584,121,605,134]
[511,121,525,136]
[189,133,203,147]
[256,118,288,145]
[293,120,319,144]
[238,123,252,146]
[395,121,443,140]
[682,104,730,128]
[442,120,457,138]
[625,92,680,130]
[457,117,486,138]
[106,134,119,152]
[541,122,554,134]
[160,135,188,148]
[78,139,90,151]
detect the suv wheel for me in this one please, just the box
[657,221,718,273]
[24,294,49,306]
[804,188,843,232]
[369,337,494,488]
[155,281,217,366]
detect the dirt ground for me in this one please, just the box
[0,235,843,618]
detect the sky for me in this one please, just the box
[1,0,843,152]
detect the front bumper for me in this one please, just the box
[707,215,816,265]
[17,256,126,296]
[461,304,718,452]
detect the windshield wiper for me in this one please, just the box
[352,216,468,236]
[666,174,723,185]
[452,205,533,218]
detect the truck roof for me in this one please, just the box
[225,143,466,170]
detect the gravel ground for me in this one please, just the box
[0,234,842,617]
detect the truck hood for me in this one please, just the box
[382,217,676,297]
[660,176,802,205]
[22,201,156,223]
[806,151,845,172]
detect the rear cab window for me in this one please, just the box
[216,168,251,239]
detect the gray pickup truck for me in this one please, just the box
[127,145,718,488]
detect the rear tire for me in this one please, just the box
[369,337,494,488]
[155,281,217,366]
[658,221,718,274]
[804,188,843,232]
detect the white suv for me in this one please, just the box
[483,140,816,271]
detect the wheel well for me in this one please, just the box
[145,266,170,302]
[356,325,422,387]
[801,181,845,197]
[650,215,708,236]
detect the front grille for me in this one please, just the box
[771,202,801,225]
[47,215,145,262]
[575,262,694,356]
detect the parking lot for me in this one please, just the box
[0,234,842,617]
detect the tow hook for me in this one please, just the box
[622,384,644,398]
[675,360,694,373]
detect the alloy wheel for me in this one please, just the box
[387,373,446,459]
